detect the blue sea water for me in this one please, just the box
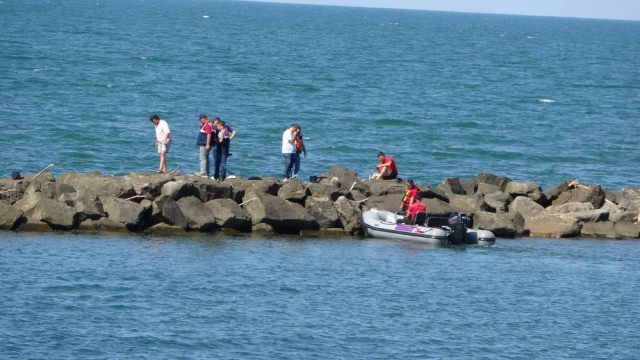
[2,1,640,358]
[1,232,640,359]
[1,0,639,189]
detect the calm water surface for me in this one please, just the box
[1,231,639,359]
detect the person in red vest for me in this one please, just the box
[370,151,398,180]
[400,179,420,212]
[397,193,426,225]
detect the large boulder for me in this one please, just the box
[205,199,251,230]
[175,175,233,202]
[437,177,466,196]
[305,196,341,229]
[509,196,545,220]
[447,194,479,216]
[0,203,24,230]
[473,211,517,238]
[58,172,137,199]
[147,195,188,229]
[277,180,308,205]
[546,202,594,214]
[24,181,76,200]
[366,181,405,197]
[176,196,217,231]
[328,166,370,196]
[565,209,609,224]
[101,197,146,231]
[423,198,458,216]
[543,180,571,204]
[481,191,510,213]
[231,178,281,196]
[14,192,76,230]
[122,172,174,200]
[160,181,200,201]
[334,196,363,235]
[476,173,512,191]
[459,178,477,195]
[0,177,32,204]
[525,213,580,238]
[504,181,546,206]
[552,185,606,209]
[610,211,638,223]
[364,193,403,212]
[476,183,501,196]
[58,192,105,222]
[581,221,639,239]
[242,191,318,233]
[306,183,350,202]
[78,217,128,232]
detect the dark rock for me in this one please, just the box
[78,217,128,232]
[334,196,363,235]
[509,196,545,220]
[277,180,308,205]
[481,191,510,213]
[148,195,188,229]
[123,173,174,200]
[476,183,501,196]
[565,209,609,224]
[328,166,370,195]
[16,217,53,232]
[306,183,350,202]
[423,198,458,216]
[364,193,403,213]
[366,182,406,196]
[420,186,449,203]
[58,172,137,199]
[603,188,618,204]
[505,181,546,206]
[0,203,24,230]
[543,180,571,204]
[546,202,594,214]
[252,223,275,233]
[610,211,638,223]
[231,178,281,196]
[205,199,251,230]
[459,178,477,195]
[143,222,187,235]
[0,177,31,204]
[447,194,479,216]
[305,196,341,229]
[348,190,367,202]
[476,172,512,191]
[243,191,318,233]
[473,211,517,238]
[58,192,105,222]
[160,181,200,201]
[24,181,76,200]
[525,213,580,238]
[552,185,606,209]
[176,196,218,231]
[101,197,146,231]
[14,192,76,230]
[581,221,639,239]
[437,177,466,196]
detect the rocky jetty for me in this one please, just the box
[1,167,639,239]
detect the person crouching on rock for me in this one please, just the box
[370,151,398,180]
[400,179,420,212]
[397,193,426,225]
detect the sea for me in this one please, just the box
[1,0,640,358]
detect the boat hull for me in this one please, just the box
[362,209,496,246]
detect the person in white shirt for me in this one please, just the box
[150,114,171,173]
[281,124,299,182]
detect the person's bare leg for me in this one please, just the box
[159,151,167,172]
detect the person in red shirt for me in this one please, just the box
[400,179,420,212]
[397,193,426,225]
[370,151,398,180]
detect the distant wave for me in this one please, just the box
[374,118,414,126]
[539,99,555,103]
[453,121,481,129]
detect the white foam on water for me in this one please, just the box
[33,68,43,72]
[539,99,555,103]
[107,84,112,88]
[203,15,209,18]
[527,36,534,39]
[140,56,147,60]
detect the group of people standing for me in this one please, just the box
[195,114,237,181]
[150,115,307,182]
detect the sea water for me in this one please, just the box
[1,0,640,358]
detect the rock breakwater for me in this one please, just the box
[1,167,639,239]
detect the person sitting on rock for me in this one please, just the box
[370,151,398,180]
[400,179,420,212]
[397,193,426,225]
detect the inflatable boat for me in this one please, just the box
[362,208,495,246]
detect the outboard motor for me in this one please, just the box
[448,212,470,245]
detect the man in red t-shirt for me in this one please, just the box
[370,151,398,180]
[400,179,420,212]
[397,193,426,225]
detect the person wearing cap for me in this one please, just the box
[400,179,420,212]
[396,193,427,225]
[370,151,398,180]
[195,114,213,177]
[150,114,171,173]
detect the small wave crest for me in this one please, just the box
[539,99,555,103]
[374,118,414,126]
